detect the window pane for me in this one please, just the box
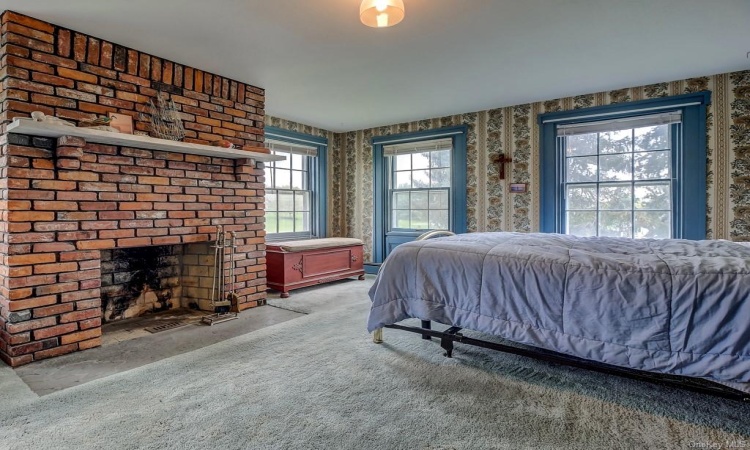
[389,144,454,233]
[265,212,278,234]
[566,133,598,157]
[567,211,597,236]
[599,184,632,210]
[295,191,310,212]
[275,151,291,169]
[296,212,310,232]
[278,212,295,233]
[411,210,429,229]
[430,168,451,187]
[264,139,315,236]
[635,125,669,151]
[394,154,411,171]
[289,153,302,170]
[431,150,451,168]
[412,170,430,188]
[265,191,278,212]
[634,182,671,210]
[599,130,632,154]
[567,185,597,210]
[429,210,449,229]
[412,153,430,170]
[566,156,598,182]
[599,153,632,181]
[634,150,670,180]
[291,170,304,189]
[393,210,410,228]
[635,211,671,239]
[561,121,676,239]
[395,171,411,189]
[278,191,294,211]
[599,211,632,237]
[429,190,449,209]
[393,191,410,209]
[275,169,291,189]
[411,191,428,209]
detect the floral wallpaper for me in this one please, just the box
[267,69,750,262]
[730,71,750,238]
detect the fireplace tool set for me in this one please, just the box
[202,226,240,326]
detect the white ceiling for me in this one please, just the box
[2,0,749,132]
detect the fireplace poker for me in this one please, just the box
[228,231,240,313]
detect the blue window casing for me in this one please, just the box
[372,126,468,264]
[264,126,328,239]
[538,92,711,240]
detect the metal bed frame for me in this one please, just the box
[379,320,750,402]
[371,230,750,402]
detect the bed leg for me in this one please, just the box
[441,337,454,358]
[441,327,461,358]
[421,320,431,340]
[372,328,383,344]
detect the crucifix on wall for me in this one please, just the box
[491,153,512,180]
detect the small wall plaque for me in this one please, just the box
[108,113,134,134]
[510,183,527,193]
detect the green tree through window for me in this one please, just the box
[387,139,452,231]
[264,141,315,238]
[562,121,674,238]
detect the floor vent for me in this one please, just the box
[144,321,189,334]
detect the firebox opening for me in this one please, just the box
[101,243,217,324]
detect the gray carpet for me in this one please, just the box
[0,277,748,450]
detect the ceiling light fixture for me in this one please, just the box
[360,0,405,28]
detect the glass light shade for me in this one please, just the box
[360,0,405,28]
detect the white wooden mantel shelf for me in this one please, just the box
[7,118,284,162]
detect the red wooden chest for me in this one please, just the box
[266,238,365,298]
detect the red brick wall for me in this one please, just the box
[0,135,267,366]
[0,11,269,367]
[0,11,265,148]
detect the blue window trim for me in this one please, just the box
[372,125,468,263]
[264,126,328,238]
[538,91,711,240]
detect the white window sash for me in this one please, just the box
[384,138,453,156]
[556,112,682,137]
[265,140,318,157]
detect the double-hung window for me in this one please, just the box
[539,92,710,240]
[372,126,468,264]
[387,138,452,231]
[263,127,327,241]
[560,114,677,238]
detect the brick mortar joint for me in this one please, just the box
[56,135,87,149]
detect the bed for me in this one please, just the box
[367,232,750,400]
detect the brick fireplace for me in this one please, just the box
[0,11,270,366]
